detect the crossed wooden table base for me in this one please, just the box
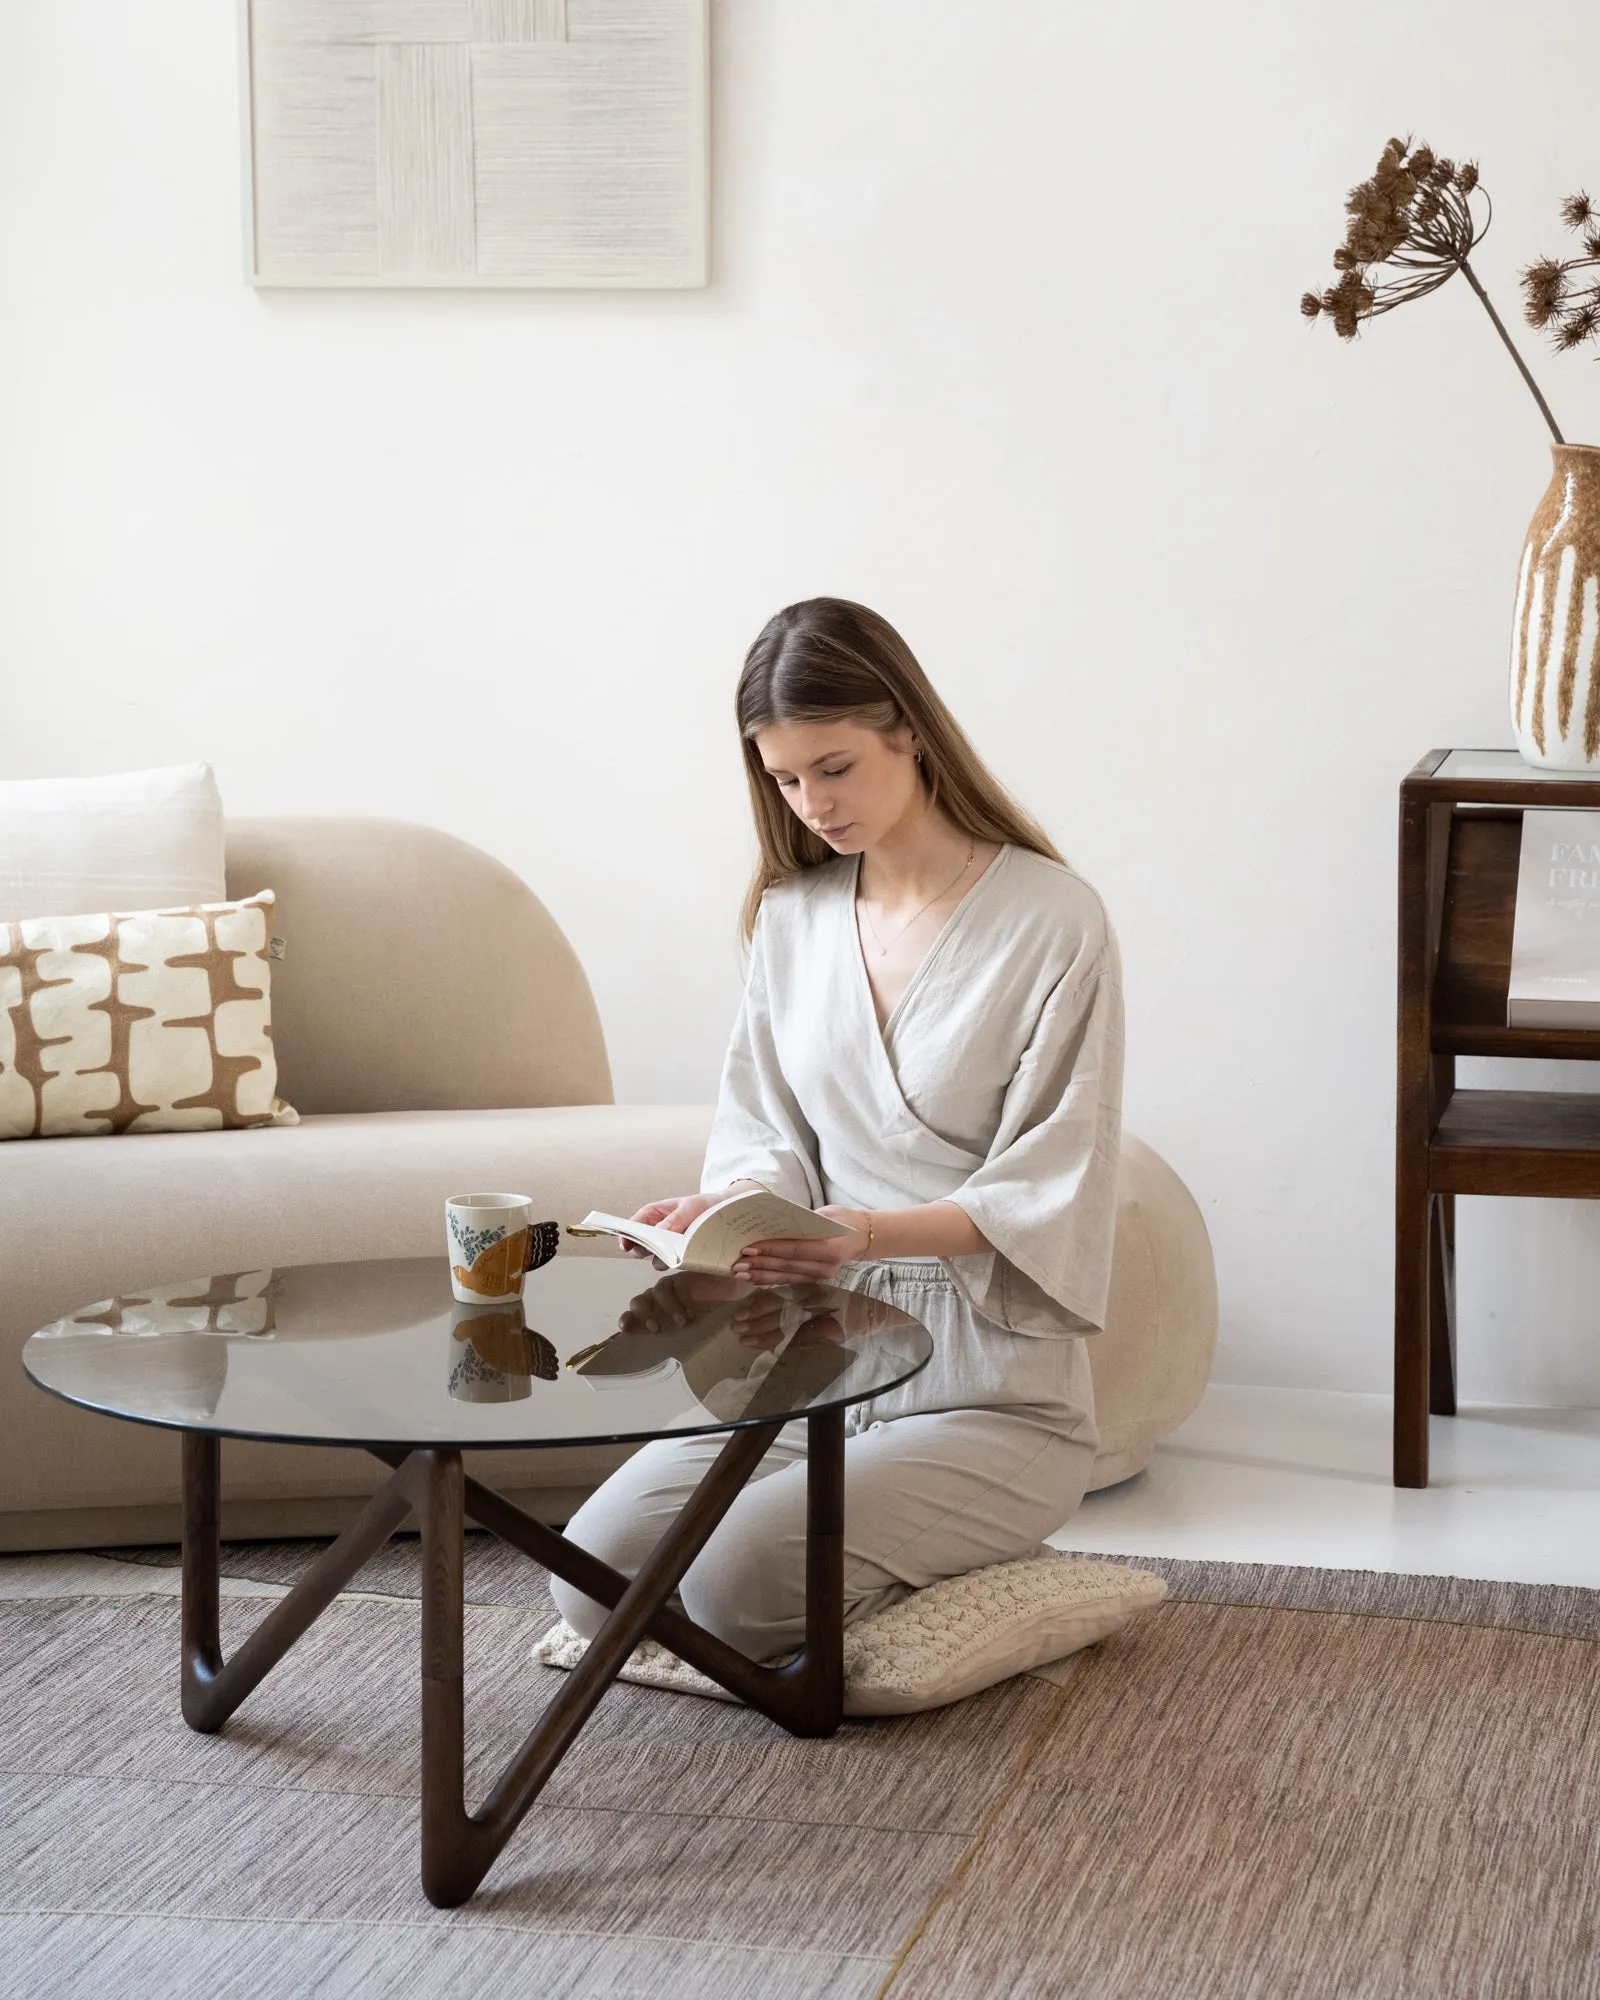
[179,1409,846,1907]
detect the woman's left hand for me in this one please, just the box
[731,1206,873,1285]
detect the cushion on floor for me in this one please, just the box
[531,1550,1168,1716]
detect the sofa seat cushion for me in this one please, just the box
[1,1105,714,1530]
[4,1104,714,1310]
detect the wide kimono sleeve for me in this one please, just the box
[699,899,826,1210]
[940,947,1125,1338]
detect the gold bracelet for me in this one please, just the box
[861,1214,875,1257]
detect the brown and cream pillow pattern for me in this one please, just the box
[0,890,297,1141]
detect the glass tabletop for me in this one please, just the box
[1436,748,1600,782]
[21,1256,935,1451]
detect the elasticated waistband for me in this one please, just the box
[837,1257,956,1287]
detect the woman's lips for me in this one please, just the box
[819,823,852,838]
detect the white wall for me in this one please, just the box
[6,0,1600,1400]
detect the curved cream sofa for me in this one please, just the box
[0,818,1214,1548]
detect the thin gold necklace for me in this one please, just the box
[858,837,977,956]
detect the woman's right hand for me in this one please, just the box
[619,1191,725,1262]
[618,1270,743,1333]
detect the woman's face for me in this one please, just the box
[753,717,921,853]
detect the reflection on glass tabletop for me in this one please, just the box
[22,1256,935,1450]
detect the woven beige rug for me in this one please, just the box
[1,1542,1596,1998]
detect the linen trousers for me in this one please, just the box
[549,1396,1098,1664]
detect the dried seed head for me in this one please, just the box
[1562,191,1595,230]
[1304,139,1487,342]
[1319,269,1375,339]
[1300,291,1324,319]
[1523,257,1568,327]
[1455,161,1479,194]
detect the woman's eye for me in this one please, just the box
[773,767,849,787]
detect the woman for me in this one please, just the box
[549,597,1124,1662]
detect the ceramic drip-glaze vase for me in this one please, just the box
[1511,442,1600,768]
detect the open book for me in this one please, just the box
[565,1188,854,1275]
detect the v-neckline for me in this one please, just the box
[849,842,1010,1050]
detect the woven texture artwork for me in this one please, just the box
[0,891,297,1141]
[246,0,707,287]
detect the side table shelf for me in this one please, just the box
[1396,749,1600,1486]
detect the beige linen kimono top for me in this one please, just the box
[700,842,1125,1424]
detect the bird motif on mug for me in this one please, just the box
[451,1220,560,1297]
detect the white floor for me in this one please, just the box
[5,1384,1600,1601]
[1054,1383,1600,1589]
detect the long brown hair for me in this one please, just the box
[735,597,1065,943]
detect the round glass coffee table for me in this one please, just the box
[22,1254,933,1907]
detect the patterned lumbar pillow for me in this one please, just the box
[531,1551,1167,1716]
[0,890,297,1140]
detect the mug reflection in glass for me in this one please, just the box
[448,1301,558,1403]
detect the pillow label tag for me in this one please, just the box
[269,935,287,961]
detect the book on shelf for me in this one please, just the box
[564,1187,853,1275]
[1507,808,1600,1027]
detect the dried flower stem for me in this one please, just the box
[1456,254,1566,443]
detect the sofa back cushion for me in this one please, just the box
[0,763,225,924]
[225,817,612,1115]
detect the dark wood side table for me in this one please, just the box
[1397,749,1600,1486]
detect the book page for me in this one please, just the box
[681,1191,853,1274]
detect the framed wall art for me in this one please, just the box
[241,0,708,288]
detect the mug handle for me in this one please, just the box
[523,1220,561,1273]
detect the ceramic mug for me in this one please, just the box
[444,1192,559,1304]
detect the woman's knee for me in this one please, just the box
[678,1520,806,1660]
[547,1571,608,1642]
[546,1481,656,1640]
[546,1522,624,1640]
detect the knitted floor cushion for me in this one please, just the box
[531,1551,1167,1716]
